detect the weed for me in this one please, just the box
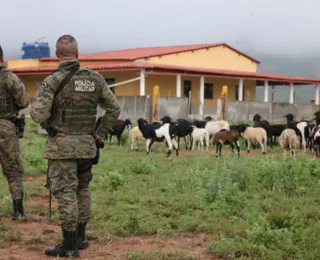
[131,159,153,175]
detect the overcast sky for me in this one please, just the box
[1,0,319,59]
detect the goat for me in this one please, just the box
[284,113,308,152]
[214,129,240,157]
[129,126,145,151]
[202,120,230,146]
[160,116,193,150]
[253,114,273,148]
[108,119,132,146]
[137,118,179,157]
[279,129,300,160]
[307,124,316,151]
[191,126,210,152]
[193,120,207,128]
[313,126,320,157]
[230,123,250,147]
[238,125,267,155]
[270,124,286,145]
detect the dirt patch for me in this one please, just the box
[178,147,316,158]
[0,218,218,260]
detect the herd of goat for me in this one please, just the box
[106,112,320,159]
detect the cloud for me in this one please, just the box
[1,0,319,59]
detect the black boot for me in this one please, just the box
[45,229,79,257]
[19,192,25,218]
[76,222,89,250]
[11,200,20,221]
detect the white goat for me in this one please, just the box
[239,126,267,154]
[205,120,230,145]
[279,129,300,160]
[191,126,210,152]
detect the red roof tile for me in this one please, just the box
[40,43,260,64]
[10,62,320,85]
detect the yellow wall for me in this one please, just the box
[20,75,47,97]
[138,45,257,72]
[145,75,176,97]
[7,59,40,69]
[100,71,141,96]
[18,71,256,105]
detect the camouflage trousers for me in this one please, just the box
[48,159,93,232]
[0,131,24,200]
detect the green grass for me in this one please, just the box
[1,119,320,259]
[128,251,197,260]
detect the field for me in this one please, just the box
[0,119,320,260]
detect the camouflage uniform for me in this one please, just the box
[30,59,120,238]
[0,65,29,220]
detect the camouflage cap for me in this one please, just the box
[0,45,3,59]
[56,34,78,58]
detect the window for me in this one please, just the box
[204,83,213,99]
[184,80,192,98]
[235,84,245,100]
[105,78,115,94]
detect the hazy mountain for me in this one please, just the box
[252,52,320,104]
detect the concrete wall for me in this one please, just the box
[158,97,188,120]
[295,104,320,120]
[271,103,295,122]
[226,101,320,122]
[97,96,189,122]
[97,96,152,122]
[227,101,271,121]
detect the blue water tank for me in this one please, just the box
[21,42,50,59]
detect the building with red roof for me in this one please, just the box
[6,42,320,116]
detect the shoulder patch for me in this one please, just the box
[73,79,97,93]
[41,81,48,88]
[37,87,45,97]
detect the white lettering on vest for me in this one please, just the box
[74,80,96,92]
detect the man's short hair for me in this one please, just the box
[56,35,78,58]
[0,45,3,60]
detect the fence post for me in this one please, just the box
[221,85,228,120]
[152,85,160,122]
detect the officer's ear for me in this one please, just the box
[55,50,61,59]
[75,49,79,58]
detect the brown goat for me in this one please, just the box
[214,130,240,157]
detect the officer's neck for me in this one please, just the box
[60,57,78,63]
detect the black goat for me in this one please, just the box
[269,124,286,145]
[230,124,250,147]
[253,114,273,148]
[108,119,132,146]
[193,120,207,128]
[160,116,193,150]
[137,118,179,157]
[308,124,318,152]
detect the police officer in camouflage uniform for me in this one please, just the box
[30,35,121,258]
[0,45,29,221]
